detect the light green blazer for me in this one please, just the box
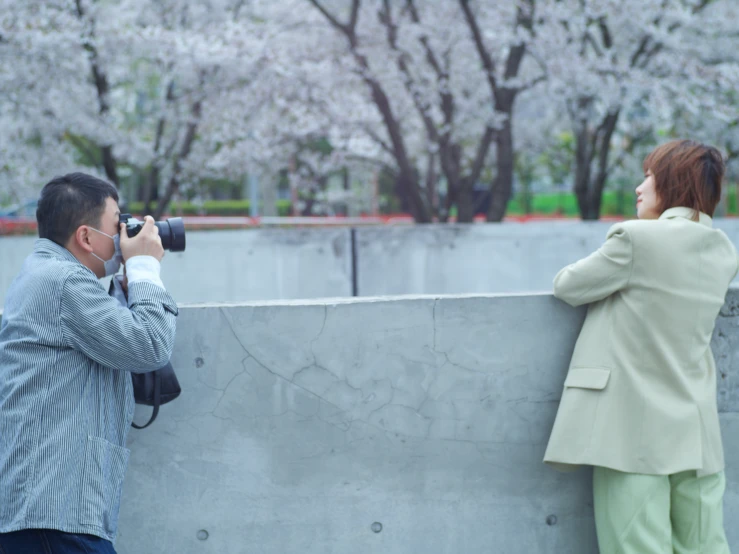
[544,207,739,476]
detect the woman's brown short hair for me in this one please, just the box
[643,139,725,217]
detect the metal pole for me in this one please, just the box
[351,228,358,297]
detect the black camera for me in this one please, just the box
[119,214,186,252]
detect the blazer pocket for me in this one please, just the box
[564,367,611,390]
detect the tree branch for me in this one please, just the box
[74,0,119,186]
[153,83,204,219]
[690,0,713,14]
[308,0,430,221]
[307,0,360,38]
[597,17,613,49]
[504,0,534,81]
[406,0,455,128]
[378,0,439,143]
[348,0,360,32]
[629,35,652,67]
[405,0,443,78]
[584,31,605,57]
[631,0,712,68]
[521,74,547,91]
[458,0,498,97]
[153,80,176,155]
[143,79,176,212]
[468,125,496,185]
[364,126,394,156]
[605,128,651,175]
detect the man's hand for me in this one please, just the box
[120,216,165,262]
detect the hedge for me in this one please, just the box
[125,199,293,217]
[507,191,637,216]
[507,189,736,217]
[124,188,738,218]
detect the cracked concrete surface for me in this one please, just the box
[118,290,739,554]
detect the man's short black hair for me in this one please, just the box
[36,172,119,246]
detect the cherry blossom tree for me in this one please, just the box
[534,0,735,219]
[0,0,273,216]
[2,0,738,222]
[302,0,549,222]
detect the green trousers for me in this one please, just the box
[593,466,730,554]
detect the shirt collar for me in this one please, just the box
[34,238,85,265]
[658,207,713,228]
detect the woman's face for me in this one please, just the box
[636,170,660,220]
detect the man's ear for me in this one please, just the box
[73,225,95,254]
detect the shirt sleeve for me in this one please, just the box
[126,255,165,290]
[553,223,633,307]
[60,267,178,372]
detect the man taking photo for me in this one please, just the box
[0,173,178,553]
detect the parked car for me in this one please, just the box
[0,200,38,235]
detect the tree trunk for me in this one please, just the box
[573,126,592,219]
[573,109,620,220]
[439,181,454,224]
[425,152,438,219]
[75,0,120,188]
[397,170,430,222]
[301,193,316,216]
[457,182,474,223]
[487,114,514,222]
[100,146,118,188]
[366,80,430,222]
[142,82,175,215]
[460,0,533,224]
[308,0,430,223]
[589,175,607,220]
[152,97,202,220]
[142,167,159,215]
[153,176,178,220]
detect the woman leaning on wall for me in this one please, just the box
[544,140,739,554]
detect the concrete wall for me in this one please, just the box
[356,222,607,295]
[4,219,739,304]
[356,219,739,295]
[117,289,739,554]
[0,229,352,305]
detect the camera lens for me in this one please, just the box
[156,218,186,252]
[119,213,185,252]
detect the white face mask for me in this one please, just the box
[89,227,123,276]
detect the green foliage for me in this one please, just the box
[121,190,735,219]
[276,200,292,217]
[307,137,333,155]
[507,191,637,216]
[125,199,293,217]
[727,188,737,214]
[540,132,575,186]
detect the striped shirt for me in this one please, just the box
[0,239,177,542]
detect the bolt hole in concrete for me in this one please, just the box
[371,522,383,533]
[195,357,204,368]
[546,515,558,526]
[197,530,209,541]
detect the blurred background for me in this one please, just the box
[2,0,739,304]
[2,0,738,227]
